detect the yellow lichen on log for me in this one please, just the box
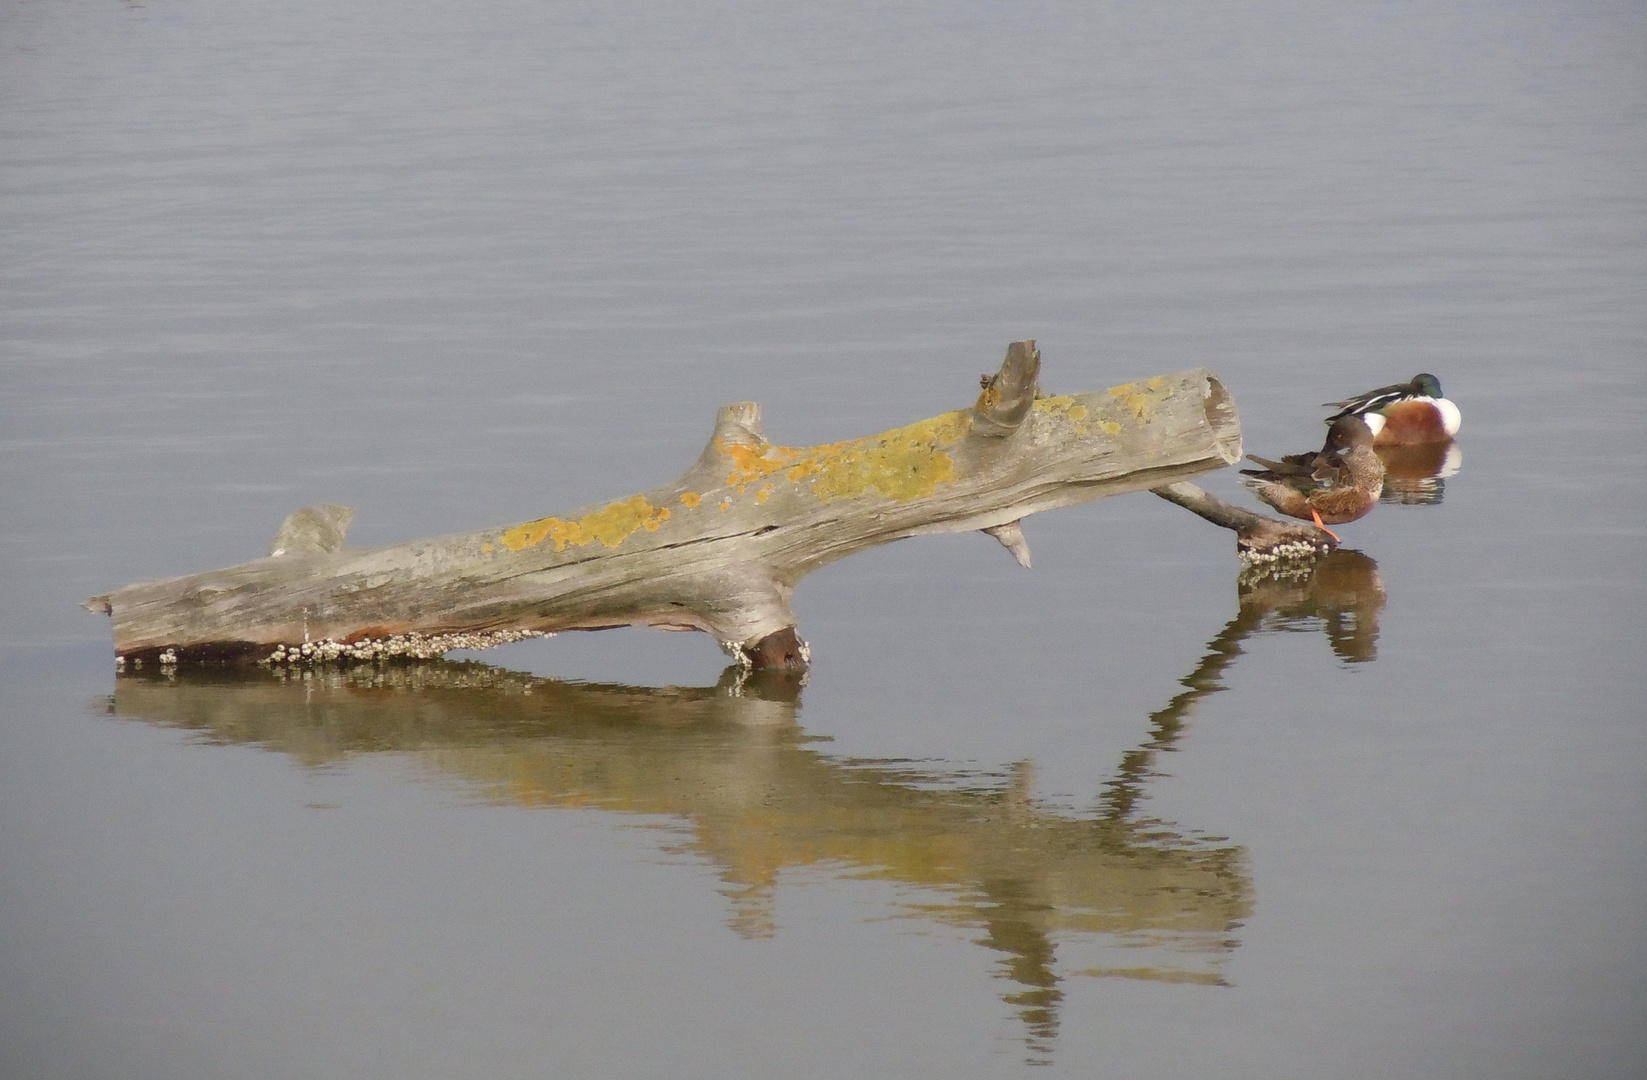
[501,495,672,553]
[1108,376,1171,422]
[720,439,806,489]
[717,410,971,507]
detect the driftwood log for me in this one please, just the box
[88,342,1258,669]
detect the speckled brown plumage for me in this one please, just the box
[1239,416,1385,527]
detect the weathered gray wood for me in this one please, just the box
[268,503,354,557]
[88,343,1244,667]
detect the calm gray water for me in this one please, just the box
[3,0,1644,1076]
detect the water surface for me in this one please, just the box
[2,1,1643,1076]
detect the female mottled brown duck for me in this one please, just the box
[1239,416,1385,541]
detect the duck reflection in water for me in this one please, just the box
[107,550,1385,1065]
[1376,440,1463,505]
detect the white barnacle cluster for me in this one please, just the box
[719,639,754,672]
[158,649,179,666]
[1238,538,1325,566]
[262,629,549,666]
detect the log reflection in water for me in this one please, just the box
[105,554,1383,1063]
[1102,549,1386,827]
[108,664,1241,1062]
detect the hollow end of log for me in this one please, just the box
[1200,376,1243,466]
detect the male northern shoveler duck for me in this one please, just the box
[1239,415,1385,541]
[1323,373,1461,445]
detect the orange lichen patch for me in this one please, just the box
[500,495,673,553]
[718,438,806,488]
[1107,376,1169,423]
[764,411,968,503]
[756,487,771,504]
[680,491,702,508]
[713,411,970,506]
[500,517,561,551]
[718,500,731,512]
[975,383,1002,413]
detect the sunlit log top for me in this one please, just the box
[89,343,1243,668]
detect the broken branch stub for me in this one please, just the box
[89,343,1243,669]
